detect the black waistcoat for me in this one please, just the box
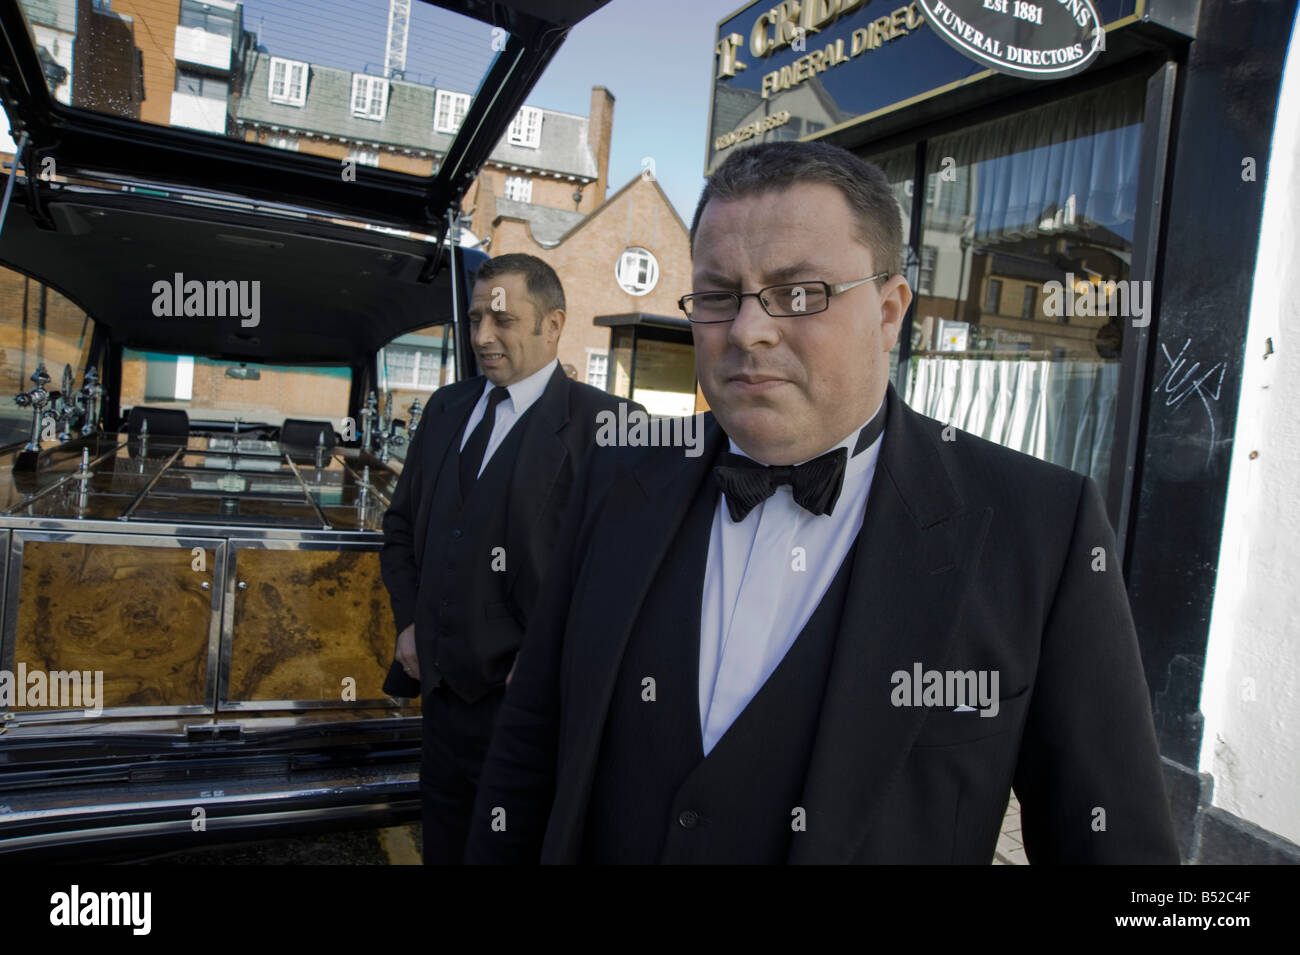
[580,476,857,864]
[415,399,536,704]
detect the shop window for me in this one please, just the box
[616,247,659,296]
[265,134,298,152]
[504,175,532,202]
[435,90,470,134]
[860,143,915,387]
[906,76,1146,491]
[268,57,307,107]
[348,148,380,167]
[351,74,388,121]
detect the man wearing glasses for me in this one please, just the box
[466,141,1179,864]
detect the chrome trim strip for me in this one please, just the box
[118,446,183,520]
[283,453,332,529]
[0,783,420,852]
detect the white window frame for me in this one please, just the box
[585,350,609,391]
[615,247,659,296]
[507,106,542,148]
[268,56,308,107]
[503,175,532,203]
[434,90,470,134]
[383,345,440,389]
[350,74,388,121]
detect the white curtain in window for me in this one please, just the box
[907,357,1118,490]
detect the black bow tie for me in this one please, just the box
[711,406,887,522]
[714,447,847,522]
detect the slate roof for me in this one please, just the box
[492,197,588,247]
[235,53,598,180]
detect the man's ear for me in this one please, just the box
[545,308,566,343]
[878,276,912,353]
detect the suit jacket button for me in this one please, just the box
[678,810,699,829]
[451,528,462,539]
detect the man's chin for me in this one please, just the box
[713,404,802,459]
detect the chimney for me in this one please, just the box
[585,86,614,214]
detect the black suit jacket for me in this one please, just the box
[465,383,1181,863]
[379,364,640,698]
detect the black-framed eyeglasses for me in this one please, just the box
[677,273,892,323]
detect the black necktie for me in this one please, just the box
[460,386,509,494]
[712,406,886,522]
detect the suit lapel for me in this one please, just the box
[543,413,726,861]
[789,385,992,863]
[505,365,570,596]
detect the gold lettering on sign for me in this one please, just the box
[714,109,793,151]
[751,9,775,57]
[716,32,746,78]
[762,2,925,97]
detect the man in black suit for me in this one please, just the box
[379,252,637,864]
[465,143,1180,864]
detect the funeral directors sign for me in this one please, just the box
[705,0,1137,174]
[919,0,1104,78]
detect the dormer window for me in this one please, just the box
[268,56,307,107]
[507,106,542,148]
[351,74,388,121]
[434,90,470,134]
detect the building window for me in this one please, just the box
[616,247,659,296]
[383,346,441,388]
[269,57,307,107]
[351,74,388,121]
[435,90,470,134]
[984,278,1002,315]
[507,106,542,148]
[503,175,532,202]
[348,148,380,167]
[918,245,937,296]
[586,351,608,391]
[1021,285,1037,320]
[175,68,228,100]
[179,1,235,35]
[265,134,298,152]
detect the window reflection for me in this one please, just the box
[905,77,1145,490]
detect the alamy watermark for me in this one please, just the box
[890,662,1000,717]
[151,272,260,327]
[595,406,705,458]
[0,665,104,716]
[1043,272,1150,327]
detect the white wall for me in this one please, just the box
[1200,9,1300,846]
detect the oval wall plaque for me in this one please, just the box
[918,0,1104,80]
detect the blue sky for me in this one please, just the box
[239,0,729,221]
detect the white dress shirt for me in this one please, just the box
[458,358,558,478]
[698,398,887,755]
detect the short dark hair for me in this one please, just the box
[474,253,565,332]
[689,141,903,276]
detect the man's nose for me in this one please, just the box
[727,293,780,348]
[473,318,496,346]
